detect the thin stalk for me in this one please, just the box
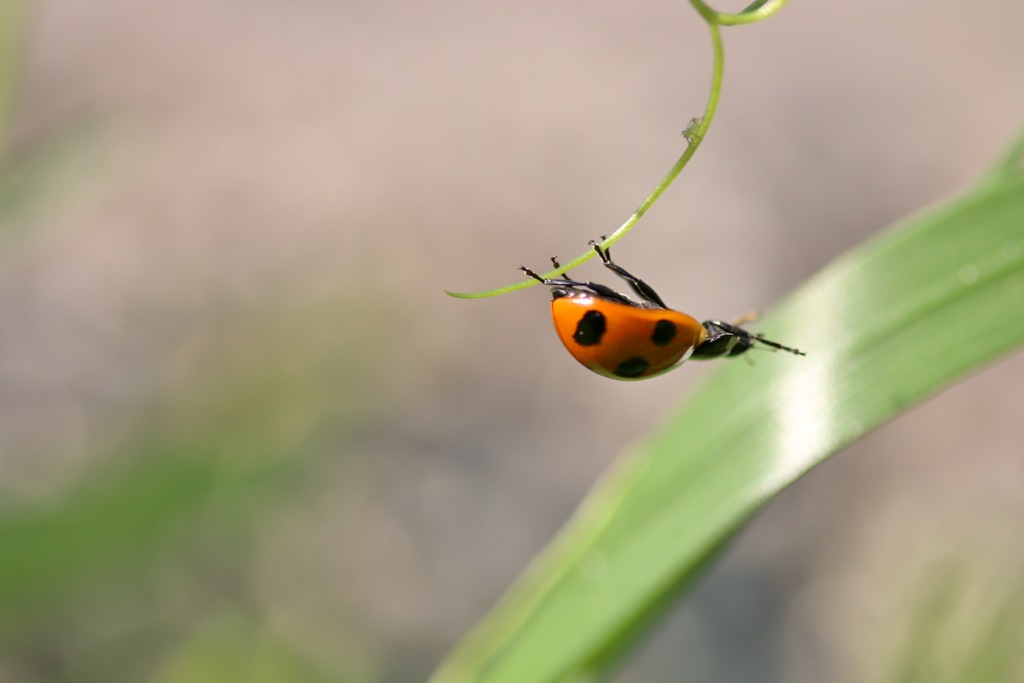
[447,23,725,299]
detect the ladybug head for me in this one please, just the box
[724,336,754,357]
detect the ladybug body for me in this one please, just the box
[549,292,705,379]
[521,241,804,381]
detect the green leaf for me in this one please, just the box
[430,137,1024,682]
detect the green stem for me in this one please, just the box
[446,23,725,300]
[446,1,785,300]
[602,21,723,245]
[690,0,788,25]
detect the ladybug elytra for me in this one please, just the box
[521,241,804,380]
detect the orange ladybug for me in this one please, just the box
[521,241,804,380]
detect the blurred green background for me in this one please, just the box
[1,1,1022,682]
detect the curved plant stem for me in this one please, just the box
[446,24,724,299]
[690,0,788,25]
[446,0,786,299]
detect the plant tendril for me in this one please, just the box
[445,0,787,299]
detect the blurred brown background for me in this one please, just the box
[2,0,1023,681]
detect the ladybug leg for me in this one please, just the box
[550,256,572,279]
[745,331,806,356]
[692,321,805,359]
[691,321,754,359]
[588,240,668,309]
[520,265,576,287]
[519,266,638,306]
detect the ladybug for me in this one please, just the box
[520,240,805,380]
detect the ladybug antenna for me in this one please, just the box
[751,335,806,356]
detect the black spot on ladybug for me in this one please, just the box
[573,310,606,346]
[652,320,677,346]
[614,356,650,378]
